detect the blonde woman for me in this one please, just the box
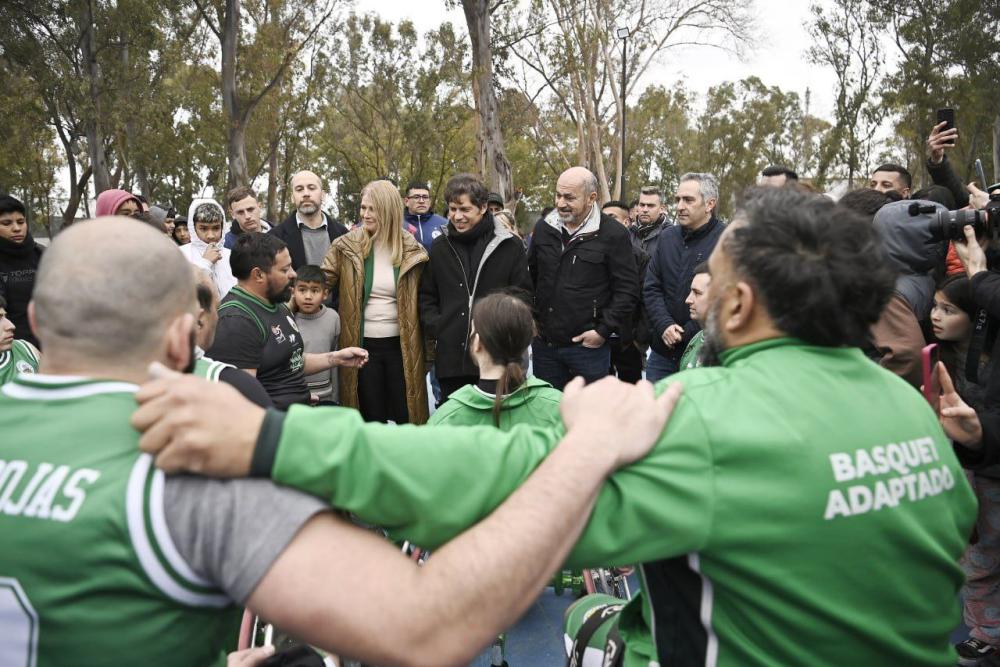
[322,180,429,423]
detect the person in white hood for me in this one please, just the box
[179,199,237,298]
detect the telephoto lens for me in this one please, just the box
[927,208,990,241]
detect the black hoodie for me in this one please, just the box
[0,233,44,348]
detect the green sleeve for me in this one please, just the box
[272,405,559,547]
[563,391,715,569]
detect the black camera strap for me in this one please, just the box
[966,308,989,384]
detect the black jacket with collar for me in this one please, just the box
[0,234,43,348]
[528,210,639,346]
[644,216,725,360]
[269,211,347,270]
[419,215,533,379]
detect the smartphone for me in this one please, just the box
[976,159,988,191]
[922,343,940,405]
[937,108,955,133]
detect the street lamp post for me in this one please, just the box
[616,27,629,203]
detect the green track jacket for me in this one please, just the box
[428,376,563,430]
[265,337,976,666]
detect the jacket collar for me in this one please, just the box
[544,202,601,237]
[451,376,554,410]
[441,214,513,244]
[680,216,720,241]
[337,227,428,275]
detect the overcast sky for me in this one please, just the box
[353,0,838,118]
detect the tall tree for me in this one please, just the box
[190,0,339,189]
[459,1,516,205]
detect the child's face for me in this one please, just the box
[194,220,223,245]
[293,281,327,314]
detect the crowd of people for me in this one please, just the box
[1,116,1000,667]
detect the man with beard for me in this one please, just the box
[270,170,347,271]
[206,233,366,409]
[138,187,976,666]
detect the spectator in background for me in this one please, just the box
[171,218,190,245]
[868,200,948,387]
[148,205,174,235]
[678,262,711,370]
[403,180,448,252]
[323,180,429,424]
[0,195,43,348]
[603,199,649,383]
[179,199,236,299]
[293,264,341,406]
[928,275,1000,664]
[224,186,272,249]
[271,170,347,271]
[419,173,532,403]
[95,189,142,218]
[644,172,725,381]
[487,192,504,215]
[528,167,638,389]
[869,163,913,199]
[759,165,798,187]
[630,185,670,254]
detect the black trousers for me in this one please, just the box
[437,374,478,405]
[609,338,644,384]
[358,337,409,424]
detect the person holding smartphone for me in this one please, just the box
[926,111,971,209]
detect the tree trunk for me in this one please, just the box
[222,0,249,189]
[121,43,151,199]
[80,0,111,193]
[267,137,279,222]
[462,0,514,204]
[993,112,1000,185]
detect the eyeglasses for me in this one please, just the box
[407,194,430,200]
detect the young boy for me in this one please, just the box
[293,265,341,405]
[0,294,40,384]
[178,199,237,298]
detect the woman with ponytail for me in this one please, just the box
[429,291,562,429]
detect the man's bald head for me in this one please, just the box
[290,170,324,216]
[555,167,599,228]
[32,217,195,366]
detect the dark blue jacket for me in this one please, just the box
[644,217,725,360]
[405,211,448,252]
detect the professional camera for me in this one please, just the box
[917,195,1000,241]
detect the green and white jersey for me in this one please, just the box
[0,339,40,385]
[0,374,325,666]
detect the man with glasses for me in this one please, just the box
[404,181,448,252]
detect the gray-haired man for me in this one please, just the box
[643,173,725,382]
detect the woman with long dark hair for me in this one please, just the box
[429,291,562,429]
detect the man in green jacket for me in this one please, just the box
[678,262,710,370]
[135,187,976,666]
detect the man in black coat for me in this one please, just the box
[527,167,638,390]
[419,173,532,402]
[644,172,725,382]
[269,170,347,270]
[0,195,43,348]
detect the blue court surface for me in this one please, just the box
[470,586,574,666]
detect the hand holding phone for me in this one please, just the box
[976,159,988,191]
[928,110,958,164]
